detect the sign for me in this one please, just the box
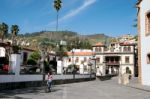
[0,47,6,57]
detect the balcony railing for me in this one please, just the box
[105,62,120,65]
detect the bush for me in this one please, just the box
[27,58,37,65]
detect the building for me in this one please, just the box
[92,42,136,77]
[137,0,150,85]
[63,49,94,74]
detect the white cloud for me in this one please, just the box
[48,0,97,26]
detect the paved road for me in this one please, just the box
[1,77,150,99]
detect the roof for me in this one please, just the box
[92,42,105,47]
[120,42,135,46]
[65,52,94,56]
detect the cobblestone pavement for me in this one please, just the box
[0,77,150,99]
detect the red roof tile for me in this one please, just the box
[66,52,94,56]
[92,42,104,47]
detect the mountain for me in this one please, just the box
[19,31,111,44]
[12,31,112,51]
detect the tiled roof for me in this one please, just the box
[120,42,135,46]
[92,42,104,47]
[66,52,94,56]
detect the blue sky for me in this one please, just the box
[0,0,137,36]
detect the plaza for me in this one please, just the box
[0,77,150,99]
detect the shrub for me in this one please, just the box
[27,58,37,65]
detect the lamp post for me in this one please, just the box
[38,43,46,86]
[72,48,75,79]
[88,60,92,80]
[92,55,97,77]
[40,48,46,85]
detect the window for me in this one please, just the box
[125,56,130,63]
[96,57,100,63]
[147,53,150,64]
[99,47,102,52]
[146,12,150,36]
[128,46,131,52]
[95,47,99,52]
[124,47,127,52]
[75,57,79,63]
[68,58,71,62]
[84,57,87,62]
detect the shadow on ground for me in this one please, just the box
[0,87,61,98]
[97,75,117,81]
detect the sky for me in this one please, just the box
[0,0,138,36]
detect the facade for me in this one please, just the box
[92,42,136,77]
[63,49,94,74]
[137,0,150,85]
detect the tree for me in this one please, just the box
[53,0,62,31]
[0,22,8,42]
[11,25,19,45]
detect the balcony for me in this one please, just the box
[105,62,120,65]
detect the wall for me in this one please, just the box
[0,74,95,90]
[0,74,95,83]
[139,0,150,86]
[121,54,134,64]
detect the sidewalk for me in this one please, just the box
[126,77,150,92]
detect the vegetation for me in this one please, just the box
[0,22,8,42]
[54,0,62,31]
[29,51,41,61]
[11,25,19,45]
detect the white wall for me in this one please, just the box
[121,54,134,64]
[139,0,150,86]
[0,74,95,83]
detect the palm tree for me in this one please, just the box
[54,0,62,31]
[0,22,8,43]
[11,25,19,45]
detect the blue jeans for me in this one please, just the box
[47,80,52,91]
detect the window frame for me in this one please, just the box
[145,11,150,36]
[147,53,150,64]
[125,56,130,64]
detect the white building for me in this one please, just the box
[63,49,94,74]
[92,42,136,77]
[137,0,150,85]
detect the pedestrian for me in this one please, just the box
[47,70,53,92]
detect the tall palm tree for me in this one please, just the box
[0,22,8,43]
[11,25,19,45]
[54,0,62,31]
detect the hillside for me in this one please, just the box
[18,31,111,44]
[13,31,112,51]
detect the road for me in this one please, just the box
[0,77,150,99]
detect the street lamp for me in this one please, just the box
[92,55,97,77]
[88,60,92,80]
[40,48,46,85]
[38,42,47,86]
[72,48,75,79]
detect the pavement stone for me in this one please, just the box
[126,77,150,92]
[0,77,150,99]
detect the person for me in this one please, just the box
[47,70,53,92]
[126,67,132,79]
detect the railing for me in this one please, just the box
[105,62,120,65]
